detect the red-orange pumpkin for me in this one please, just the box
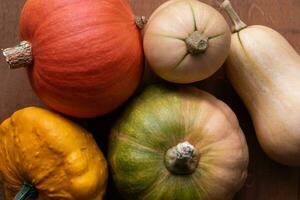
[3,0,144,118]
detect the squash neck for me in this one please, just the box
[164,141,200,175]
[185,31,208,54]
[2,41,32,69]
[221,0,247,32]
[14,182,38,200]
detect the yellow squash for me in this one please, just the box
[222,0,300,165]
[0,107,108,200]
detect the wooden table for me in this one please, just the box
[1,0,300,199]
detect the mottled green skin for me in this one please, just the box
[108,84,248,200]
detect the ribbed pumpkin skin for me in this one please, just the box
[109,85,249,200]
[0,107,108,200]
[20,0,143,118]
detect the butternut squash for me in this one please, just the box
[222,0,300,165]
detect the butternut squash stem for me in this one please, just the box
[2,41,32,69]
[14,182,38,200]
[135,16,147,29]
[164,141,200,175]
[221,0,247,32]
[185,31,208,54]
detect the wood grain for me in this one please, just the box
[0,0,300,199]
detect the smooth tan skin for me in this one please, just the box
[226,25,300,166]
[144,0,231,83]
[180,87,249,200]
[0,107,108,199]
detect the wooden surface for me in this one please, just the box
[0,0,300,199]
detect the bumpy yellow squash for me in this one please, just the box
[0,107,107,200]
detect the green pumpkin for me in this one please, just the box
[109,84,248,200]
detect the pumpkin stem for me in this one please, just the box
[135,16,147,29]
[164,141,200,175]
[14,182,38,200]
[185,31,208,54]
[221,0,247,32]
[2,41,32,69]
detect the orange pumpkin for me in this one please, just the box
[3,0,144,118]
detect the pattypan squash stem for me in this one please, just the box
[2,41,32,69]
[14,182,38,200]
[221,0,247,32]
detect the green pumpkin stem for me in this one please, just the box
[2,41,32,69]
[164,141,200,175]
[221,0,247,32]
[14,182,38,200]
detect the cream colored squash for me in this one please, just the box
[143,0,231,83]
[222,0,300,165]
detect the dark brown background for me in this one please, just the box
[1,0,300,199]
